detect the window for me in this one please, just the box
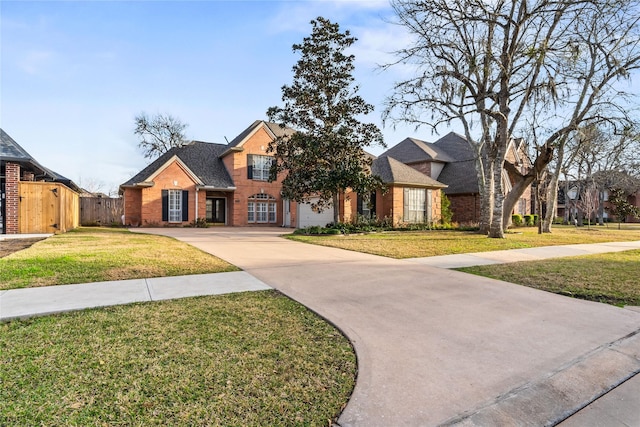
[162,189,188,223]
[403,188,432,223]
[168,190,182,222]
[247,155,273,181]
[357,192,376,219]
[248,194,277,223]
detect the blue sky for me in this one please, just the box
[1,0,434,193]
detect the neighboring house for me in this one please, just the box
[558,181,640,224]
[380,132,533,224]
[120,120,448,228]
[1,129,80,234]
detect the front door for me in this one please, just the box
[206,198,226,224]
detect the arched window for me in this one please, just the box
[247,194,277,223]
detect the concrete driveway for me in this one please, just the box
[138,227,640,426]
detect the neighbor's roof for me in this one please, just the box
[380,137,455,164]
[372,156,447,188]
[1,128,80,191]
[121,141,234,189]
[432,132,480,194]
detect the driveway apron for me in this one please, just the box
[137,228,640,426]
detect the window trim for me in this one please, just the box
[247,193,277,224]
[247,154,273,181]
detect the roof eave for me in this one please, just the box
[220,146,244,157]
[387,181,448,189]
[196,185,237,191]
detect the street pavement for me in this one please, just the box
[1,228,639,426]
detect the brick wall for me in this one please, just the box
[123,188,142,226]
[449,193,480,224]
[5,162,20,234]
[222,126,286,227]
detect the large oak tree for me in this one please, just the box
[385,0,640,237]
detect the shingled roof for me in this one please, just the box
[372,156,447,188]
[432,132,480,195]
[226,120,295,149]
[1,128,79,190]
[380,137,455,164]
[121,141,234,189]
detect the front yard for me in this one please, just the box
[1,291,356,426]
[0,227,238,290]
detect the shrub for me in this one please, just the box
[523,215,534,226]
[189,218,209,228]
[512,214,523,227]
[441,194,453,225]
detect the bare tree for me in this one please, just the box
[134,112,188,159]
[385,0,640,238]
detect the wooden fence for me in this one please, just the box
[18,182,79,234]
[80,197,124,226]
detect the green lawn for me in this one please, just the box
[458,249,640,306]
[287,225,640,258]
[0,227,238,290]
[0,291,356,426]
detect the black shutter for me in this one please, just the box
[370,192,376,217]
[247,154,254,179]
[162,190,169,221]
[182,190,189,221]
[357,195,363,215]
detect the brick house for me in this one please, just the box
[1,129,80,234]
[120,120,448,228]
[380,132,533,224]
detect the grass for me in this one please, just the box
[287,225,640,259]
[458,249,640,306]
[0,227,238,290]
[0,291,356,426]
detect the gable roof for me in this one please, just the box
[372,156,447,188]
[121,141,234,189]
[431,132,480,194]
[1,128,79,191]
[380,137,455,164]
[224,120,295,154]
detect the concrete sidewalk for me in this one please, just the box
[408,240,640,268]
[0,272,271,321]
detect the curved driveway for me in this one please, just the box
[139,227,640,426]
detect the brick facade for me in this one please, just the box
[5,162,20,234]
[449,193,481,224]
[222,126,287,226]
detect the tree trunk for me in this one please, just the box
[332,193,340,224]
[543,141,566,232]
[476,145,494,236]
[542,173,560,233]
[488,156,505,238]
[502,173,535,230]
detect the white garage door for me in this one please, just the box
[297,199,335,228]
